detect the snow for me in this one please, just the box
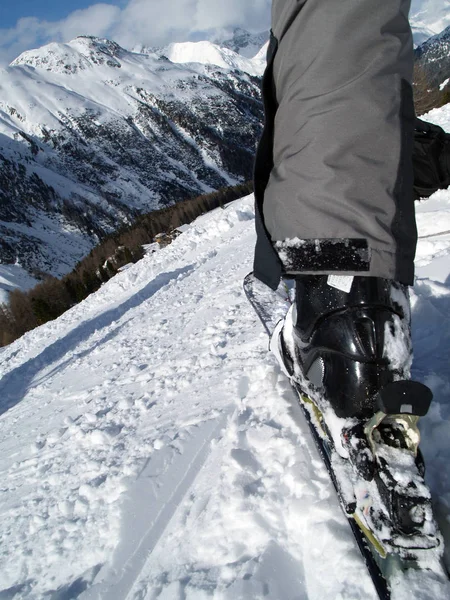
[0,263,38,304]
[414,107,450,287]
[163,41,266,77]
[0,182,449,598]
[2,89,450,596]
[0,96,449,598]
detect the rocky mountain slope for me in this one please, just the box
[415,24,450,88]
[0,35,264,284]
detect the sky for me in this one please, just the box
[0,0,271,66]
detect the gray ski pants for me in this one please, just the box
[253,0,417,289]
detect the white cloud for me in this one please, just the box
[0,0,271,66]
[0,4,122,65]
[410,0,450,33]
[111,0,272,50]
[47,4,121,42]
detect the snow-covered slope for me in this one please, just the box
[163,40,266,76]
[0,35,263,283]
[0,171,449,598]
[0,264,38,304]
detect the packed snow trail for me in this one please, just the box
[0,190,449,600]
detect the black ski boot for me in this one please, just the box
[271,274,413,419]
[244,271,442,567]
[269,274,442,556]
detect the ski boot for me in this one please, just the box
[270,274,413,419]
[270,275,441,558]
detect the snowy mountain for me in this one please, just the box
[0,95,449,597]
[212,27,270,59]
[0,264,39,305]
[163,41,266,77]
[415,25,450,88]
[137,28,270,64]
[0,35,263,287]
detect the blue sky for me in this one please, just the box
[0,1,123,29]
[0,1,271,67]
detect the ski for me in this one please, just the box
[243,271,447,600]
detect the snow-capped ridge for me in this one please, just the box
[417,23,450,51]
[163,40,265,76]
[253,42,269,63]
[134,27,269,73]
[0,34,263,287]
[10,36,126,74]
[212,27,270,59]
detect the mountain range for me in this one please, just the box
[0,31,266,298]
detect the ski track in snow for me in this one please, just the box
[0,191,449,599]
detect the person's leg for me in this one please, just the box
[254,0,416,419]
[254,0,416,287]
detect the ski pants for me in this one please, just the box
[253,0,416,289]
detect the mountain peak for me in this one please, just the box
[74,36,124,56]
[213,28,269,59]
[1,31,264,283]
[10,36,126,74]
[163,40,266,76]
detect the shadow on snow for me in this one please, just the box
[0,266,194,417]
